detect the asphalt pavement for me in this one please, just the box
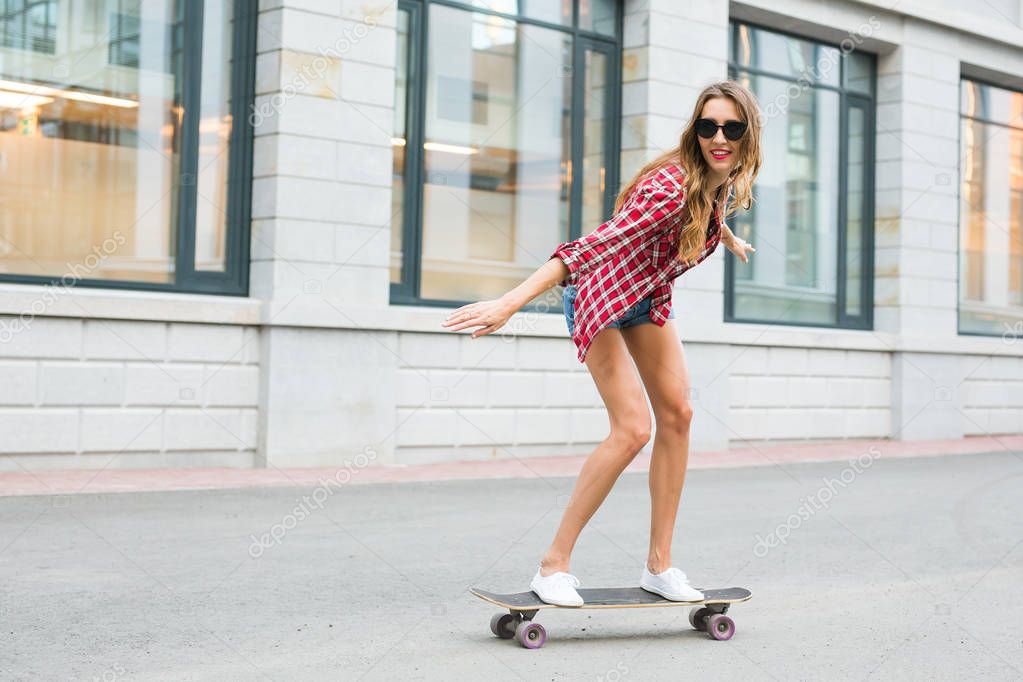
[1,451,1021,680]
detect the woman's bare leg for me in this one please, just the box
[539,329,651,575]
[621,322,693,574]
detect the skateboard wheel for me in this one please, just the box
[706,614,735,641]
[490,613,516,639]
[688,607,713,632]
[514,621,547,649]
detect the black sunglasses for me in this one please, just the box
[695,118,747,141]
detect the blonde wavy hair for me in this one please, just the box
[614,81,762,264]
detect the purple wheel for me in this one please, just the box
[514,621,547,649]
[689,607,713,632]
[490,613,516,639]
[706,613,735,641]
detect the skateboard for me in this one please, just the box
[471,586,752,649]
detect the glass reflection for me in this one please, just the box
[419,4,573,301]
[959,79,1023,334]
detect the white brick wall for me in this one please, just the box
[391,331,598,464]
[249,0,396,316]
[962,355,1023,436]
[874,40,960,342]
[387,330,1021,462]
[729,346,893,442]
[0,317,259,470]
[0,361,34,405]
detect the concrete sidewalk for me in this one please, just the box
[1,434,1021,497]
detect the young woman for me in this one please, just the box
[441,81,761,606]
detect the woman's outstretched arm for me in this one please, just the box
[440,257,569,338]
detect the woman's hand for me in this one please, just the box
[440,296,517,338]
[721,223,756,263]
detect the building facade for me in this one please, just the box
[0,0,1021,471]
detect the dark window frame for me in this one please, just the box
[726,19,877,331]
[0,0,257,296]
[390,0,624,311]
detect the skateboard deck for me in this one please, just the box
[472,586,752,648]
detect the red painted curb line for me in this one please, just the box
[0,435,1020,498]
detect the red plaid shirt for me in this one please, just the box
[550,162,732,363]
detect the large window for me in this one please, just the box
[391,0,621,307]
[727,22,875,328]
[959,78,1023,336]
[0,0,256,294]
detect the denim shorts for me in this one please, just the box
[563,284,674,336]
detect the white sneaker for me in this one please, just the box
[530,566,584,606]
[639,566,704,602]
